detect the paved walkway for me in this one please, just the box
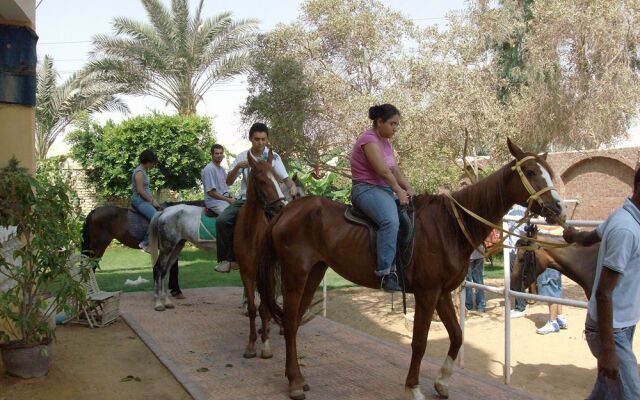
[121,287,538,400]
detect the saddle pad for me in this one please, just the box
[198,215,217,242]
[127,210,149,242]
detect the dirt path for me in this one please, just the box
[321,278,640,400]
[0,321,190,400]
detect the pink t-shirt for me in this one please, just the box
[350,129,396,187]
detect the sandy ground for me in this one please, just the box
[0,320,191,400]
[321,278,640,400]
[2,278,637,400]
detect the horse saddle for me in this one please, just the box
[344,205,416,271]
[127,208,149,241]
[203,208,219,218]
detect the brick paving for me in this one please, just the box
[120,287,537,400]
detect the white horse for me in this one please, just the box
[148,177,304,311]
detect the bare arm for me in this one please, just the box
[134,171,159,207]
[226,160,249,186]
[392,166,415,196]
[363,143,408,205]
[594,267,621,379]
[207,189,234,203]
[563,227,601,246]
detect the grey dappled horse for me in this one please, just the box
[148,177,305,311]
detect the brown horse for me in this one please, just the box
[80,200,204,291]
[233,149,293,359]
[511,234,599,299]
[257,139,567,400]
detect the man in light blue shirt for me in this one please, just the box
[202,144,234,215]
[564,168,640,399]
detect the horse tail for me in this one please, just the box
[81,209,96,256]
[148,211,162,267]
[257,212,284,326]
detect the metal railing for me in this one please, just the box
[458,216,601,385]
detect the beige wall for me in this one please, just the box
[0,104,35,173]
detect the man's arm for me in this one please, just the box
[207,189,233,203]
[226,159,249,186]
[594,267,621,379]
[563,227,601,246]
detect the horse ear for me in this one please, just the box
[267,149,273,164]
[539,152,548,161]
[507,138,525,159]
[247,151,257,169]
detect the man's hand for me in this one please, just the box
[599,350,619,380]
[226,196,235,204]
[236,160,249,169]
[563,226,578,243]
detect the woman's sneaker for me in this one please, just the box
[381,273,402,292]
[556,315,568,329]
[536,320,560,335]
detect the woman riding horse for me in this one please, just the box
[131,149,162,252]
[350,104,415,291]
[257,137,566,400]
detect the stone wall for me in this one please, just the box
[546,147,640,221]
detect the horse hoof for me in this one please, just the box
[261,350,273,359]
[154,305,165,311]
[164,303,175,309]
[434,381,449,399]
[243,350,256,359]
[289,389,305,400]
[303,384,310,392]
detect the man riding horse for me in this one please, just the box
[215,122,298,270]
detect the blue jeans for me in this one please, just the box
[351,182,399,276]
[585,319,640,399]
[509,249,527,312]
[132,197,157,245]
[465,258,485,311]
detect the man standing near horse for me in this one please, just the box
[202,143,235,272]
[215,122,297,271]
[564,168,640,399]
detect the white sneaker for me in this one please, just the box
[536,320,560,335]
[556,315,568,329]
[215,261,231,273]
[510,309,526,319]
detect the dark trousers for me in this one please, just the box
[215,200,245,262]
[509,249,527,311]
[168,260,180,294]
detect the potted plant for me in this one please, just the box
[0,158,87,378]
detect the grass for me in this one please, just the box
[95,246,506,293]
[95,246,356,293]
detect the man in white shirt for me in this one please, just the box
[202,144,234,215]
[214,123,297,272]
[564,168,640,399]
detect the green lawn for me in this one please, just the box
[95,246,506,293]
[95,246,356,293]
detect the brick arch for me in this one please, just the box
[560,157,634,220]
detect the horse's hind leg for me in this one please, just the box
[160,242,185,310]
[258,301,273,359]
[433,292,463,399]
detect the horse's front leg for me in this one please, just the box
[240,268,258,358]
[405,289,441,400]
[153,263,165,311]
[433,292,463,399]
[162,271,174,309]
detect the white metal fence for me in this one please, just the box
[459,216,602,385]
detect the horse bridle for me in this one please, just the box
[511,155,564,226]
[518,224,539,291]
[250,173,285,215]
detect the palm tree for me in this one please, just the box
[87,0,258,115]
[36,55,128,160]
